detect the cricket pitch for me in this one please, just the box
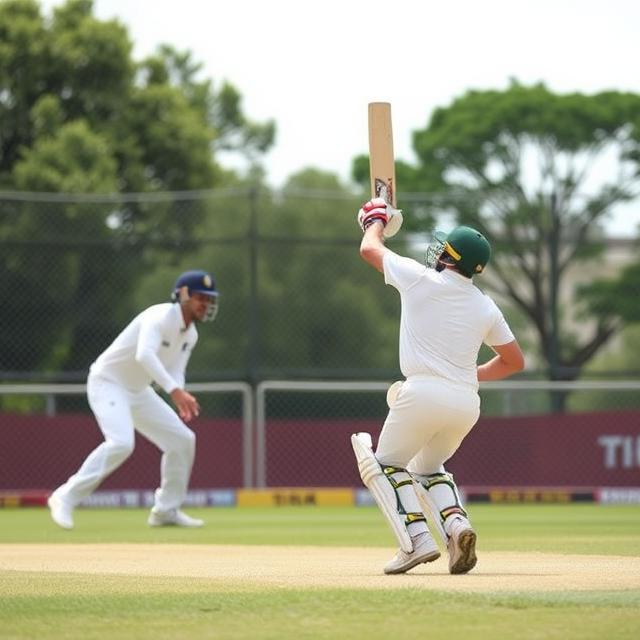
[1,544,639,592]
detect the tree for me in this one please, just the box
[402,81,640,383]
[254,169,399,378]
[0,120,120,375]
[580,258,640,325]
[171,169,402,382]
[0,0,275,377]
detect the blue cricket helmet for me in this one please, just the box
[171,270,219,321]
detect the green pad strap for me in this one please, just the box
[406,512,427,526]
[382,465,414,516]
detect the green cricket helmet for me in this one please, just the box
[426,226,491,277]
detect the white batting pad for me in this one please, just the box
[351,432,413,553]
[412,479,448,546]
[412,471,469,544]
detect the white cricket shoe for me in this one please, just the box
[147,508,204,528]
[384,531,441,575]
[448,523,477,574]
[47,491,74,530]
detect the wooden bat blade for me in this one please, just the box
[368,102,396,207]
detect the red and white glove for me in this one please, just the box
[357,198,404,238]
[357,197,388,231]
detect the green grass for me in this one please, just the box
[1,504,639,554]
[1,574,638,640]
[1,504,639,639]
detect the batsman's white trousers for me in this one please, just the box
[56,374,196,511]
[375,375,480,474]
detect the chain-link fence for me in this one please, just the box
[1,381,639,494]
[256,380,640,490]
[0,188,403,385]
[0,383,250,497]
[3,188,639,387]
[1,189,640,497]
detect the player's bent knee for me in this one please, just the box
[105,439,135,462]
[166,428,196,457]
[182,428,196,451]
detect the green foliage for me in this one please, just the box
[257,172,400,376]
[0,0,273,190]
[14,120,118,192]
[407,80,640,380]
[351,153,435,228]
[177,170,402,380]
[572,325,640,410]
[6,4,639,388]
[579,258,640,323]
[0,0,275,379]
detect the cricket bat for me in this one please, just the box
[368,102,402,236]
[368,102,396,207]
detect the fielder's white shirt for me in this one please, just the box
[90,303,197,393]
[383,251,514,389]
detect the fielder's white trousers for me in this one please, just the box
[55,374,196,511]
[375,376,480,474]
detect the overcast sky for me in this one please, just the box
[42,0,640,235]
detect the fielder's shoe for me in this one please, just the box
[384,531,441,575]
[448,524,477,574]
[147,508,204,528]
[47,491,74,530]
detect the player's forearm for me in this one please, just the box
[477,356,523,381]
[359,221,387,272]
[166,359,188,390]
[135,348,179,393]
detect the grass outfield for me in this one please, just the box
[0,504,639,639]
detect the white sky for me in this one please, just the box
[42,0,640,235]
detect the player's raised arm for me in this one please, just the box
[357,198,395,273]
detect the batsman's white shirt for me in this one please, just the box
[90,302,197,393]
[383,251,514,390]
[377,252,516,473]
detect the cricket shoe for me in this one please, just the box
[47,491,74,530]
[384,531,441,575]
[448,522,477,574]
[147,508,204,528]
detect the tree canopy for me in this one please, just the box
[0,0,276,378]
[0,0,399,382]
[3,1,640,387]
[395,81,640,380]
[0,0,275,195]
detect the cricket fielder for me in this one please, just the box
[48,270,219,529]
[353,199,524,574]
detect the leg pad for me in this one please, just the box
[412,471,467,545]
[351,433,415,553]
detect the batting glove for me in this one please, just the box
[357,198,389,231]
[357,198,404,238]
